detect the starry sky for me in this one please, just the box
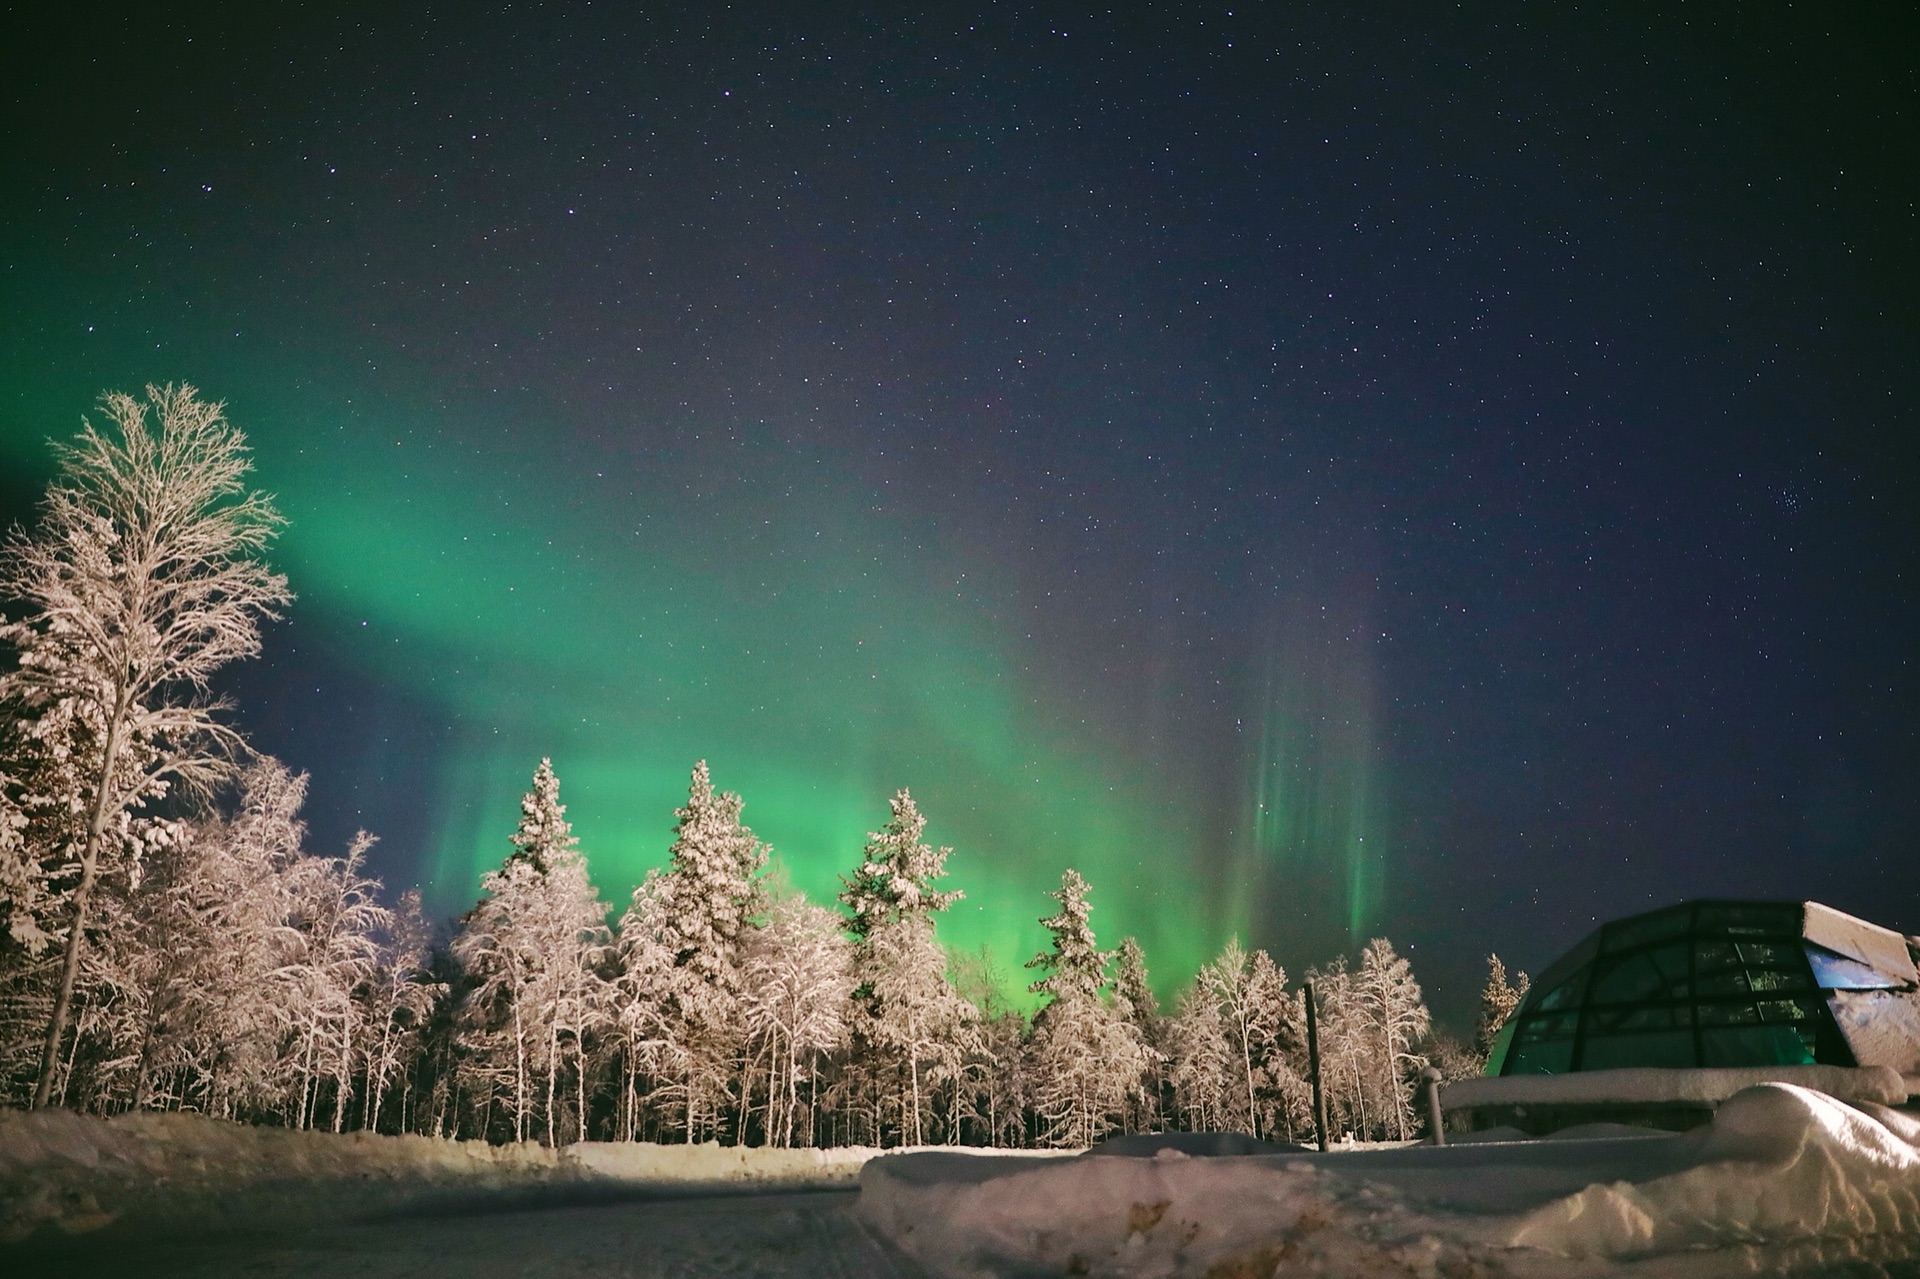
[2,3,1915,1023]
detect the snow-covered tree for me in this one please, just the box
[612,761,766,1143]
[0,386,290,1108]
[1474,953,1529,1062]
[839,789,961,942]
[1110,936,1166,1133]
[1023,869,1150,1147]
[741,895,851,1147]
[358,889,443,1132]
[285,831,391,1131]
[950,947,1029,1147]
[1168,980,1233,1132]
[1163,938,1297,1139]
[1353,937,1432,1141]
[1024,868,1107,1003]
[453,759,610,1144]
[840,790,972,1146]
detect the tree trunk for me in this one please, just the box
[32,711,126,1109]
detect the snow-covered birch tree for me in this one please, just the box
[1354,937,1431,1141]
[740,895,850,1147]
[0,386,290,1108]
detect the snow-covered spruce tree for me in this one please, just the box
[1354,937,1431,1141]
[1023,869,1151,1148]
[839,789,974,1146]
[616,760,766,1143]
[453,759,611,1144]
[0,386,290,1108]
[740,895,851,1147]
[1474,952,1529,1063]
[1111,936,1167,1133]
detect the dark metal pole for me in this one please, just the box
[1422,1066,1446,1146]
[1305,982,1329,1152]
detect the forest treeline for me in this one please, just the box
[0,387,1530,1148]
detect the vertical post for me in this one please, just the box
[1305,982,1330,1153]
[1422,1066,1446,1146]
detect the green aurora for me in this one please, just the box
[0,325,1386,1002]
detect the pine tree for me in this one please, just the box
[1024,869,1150,1148]
[1111,936,1166,1132]
[507,758,574,874]
[839,789,959,942]
[453,759,609,1144]
[1025,868,1108,1002]
[624,760,767,1142]
[0,386,291,1108]
[839,789,971,1146]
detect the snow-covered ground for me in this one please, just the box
[10,1084,1920,1276]
[0,1106,891,1243]
[861,1083,1920,1277]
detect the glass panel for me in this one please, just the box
[1747,968,1811,993]
[1695,1001,1761,1026]
[1736,941,1801,968]
[1755,998,1817,1023]
[1586,1004,1690,1034]
[1516,1011,1578,1041]
[1695,903,1799,937]
[1534,969,1588,1012]
[1806,945,1904,991]
[1589,944,1689,1005]
[1579,1031,1697,1070]
[1695,969,1751,996]
[1602,905,1692,953]
[1700,1025,1816,1067]
[1694,941,1742,972]
[1506,1037,1575,1075]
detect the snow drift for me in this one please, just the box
[0,1107,876,1243]
[859,1083,1920,1276]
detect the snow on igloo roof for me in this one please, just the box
[1491,900,1920,1078]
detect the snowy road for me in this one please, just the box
[22,1189,919,1279]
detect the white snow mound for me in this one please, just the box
[1509,1083,1920,1260]
[860,1084,1920,1277]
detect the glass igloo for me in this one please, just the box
[1488,900,1920,1077]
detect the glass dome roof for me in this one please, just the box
[1490,900,1911,1076]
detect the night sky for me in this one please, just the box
[3,3,1915,1024]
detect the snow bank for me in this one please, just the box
[1508,1084,1920,1260]
[0,1108,878,1243]
[860,1084,1920,1277]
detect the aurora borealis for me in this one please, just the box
[2,4,1915,1022]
